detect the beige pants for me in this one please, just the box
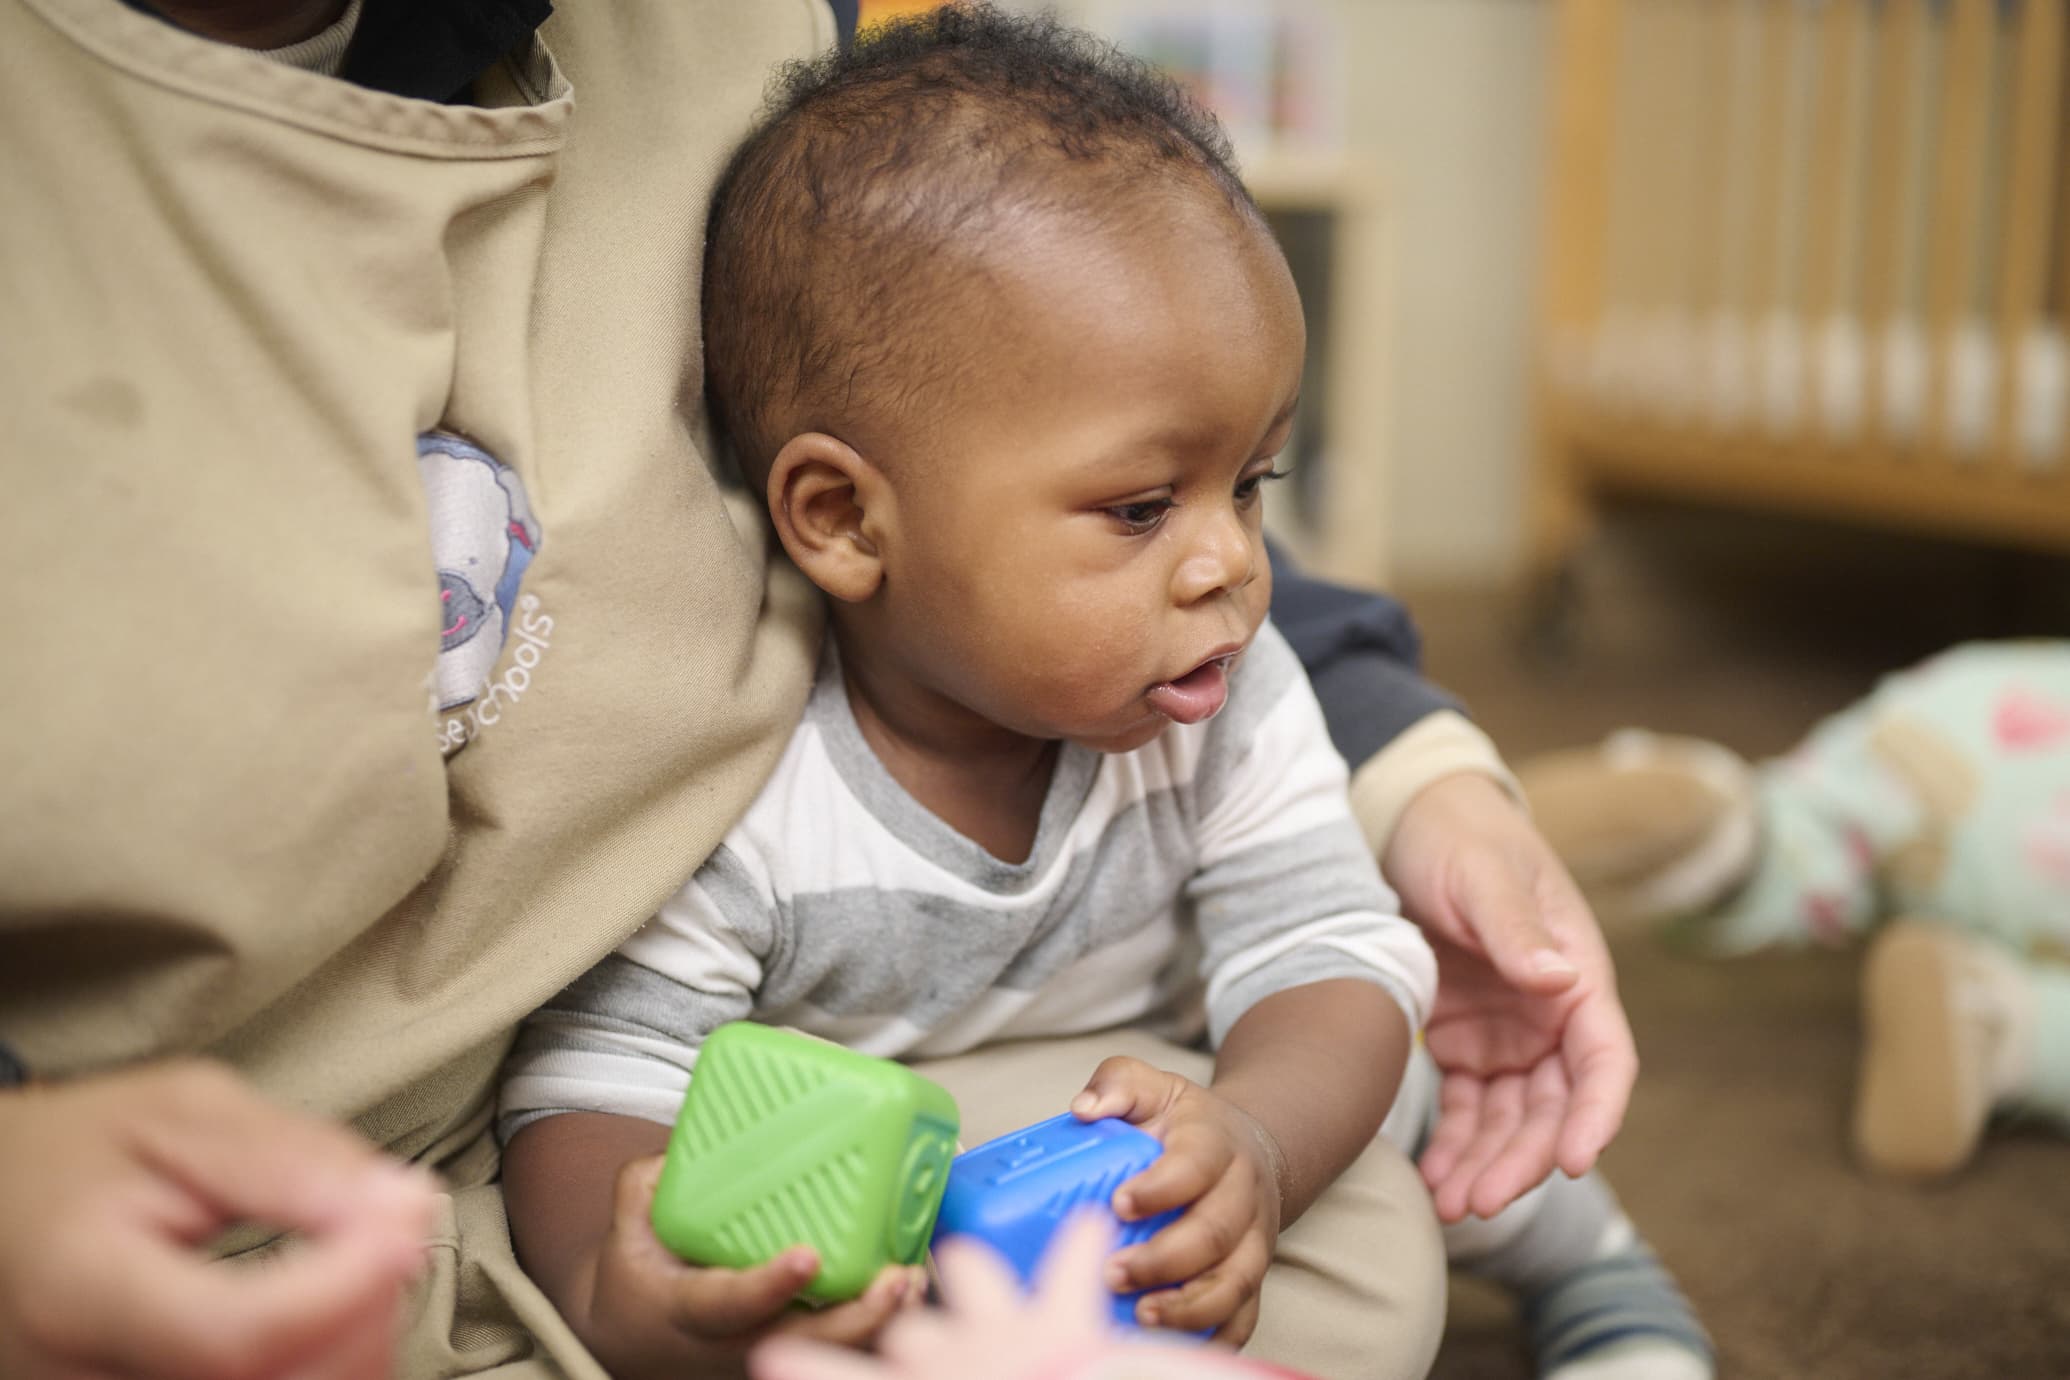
[910,1030,1447,1380]
[396,1030,1445,1380]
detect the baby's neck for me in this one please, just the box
[835,636,1057,865]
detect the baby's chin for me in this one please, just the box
[1064,712,1178,756]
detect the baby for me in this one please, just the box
[1525,638,2070,1180]
[498,8,1708,1380]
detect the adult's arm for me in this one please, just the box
[1269,552,1637,1217]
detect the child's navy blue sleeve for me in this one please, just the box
[1267,542,1462,770]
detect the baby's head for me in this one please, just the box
[704,3,1304,753]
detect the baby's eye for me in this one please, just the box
[1107,497,1173,533]
[1235,467,1292,503]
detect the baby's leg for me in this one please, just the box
[1446,1173,1712,1380]
[1388,1051,1711,1380]
[1691,696,1933,954]
[1856,919,2070,1176]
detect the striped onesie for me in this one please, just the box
[498,621,1435,1140]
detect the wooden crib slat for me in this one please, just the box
[1528,0,1625,569]
[1599,0,1654,337]
[1802,0,1864,321]
[1995,0,2066,467]
[1540,0,1624,341]
[1922,0,1996,454]
[1658,0,1709,364]
[1803,0,1869,427]
[1533,0,2070,563]
[1685,0,1738,331]
[1746,0,1798,331]
[2060,7,2070,326]
[1860,0,1925,446]
[1628,0,1687,326]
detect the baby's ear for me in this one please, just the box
[766,432,886,603]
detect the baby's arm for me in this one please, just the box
[503,1111,917,1380]
[1067,625,1433,1340]
[1069,981,1411,1340]
[1209,978,1413,1217]
[497,851,915,1378]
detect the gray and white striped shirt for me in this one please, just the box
[498,621,1436,1139]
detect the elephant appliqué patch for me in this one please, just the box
[416,431,541,712]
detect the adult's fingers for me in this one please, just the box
[1415,1077,1485,1192]
[76,1219,416,1380]
[1454,861,1579,996]
[1462,1060,1569,1221]
[749,1337,886,1380]
[1554,997,1639,1176]
[1426,1075,1525,1223]
[1030,1211,1116,1334]
[283,1268,405,1380]
[932,1236,1027,1322]
[128,1062,430,1245]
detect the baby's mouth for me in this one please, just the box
[1146,652,1239,725]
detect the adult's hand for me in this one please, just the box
[1382,774,1637,1221]
[0,1060,436,1380]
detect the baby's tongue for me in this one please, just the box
[1147,661,1229,725]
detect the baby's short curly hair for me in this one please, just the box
[701,2,1258,480]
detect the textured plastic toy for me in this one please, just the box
[650,1022,961,1304]
[932,1112,1186,1330]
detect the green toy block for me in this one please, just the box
[650,1022,961,1303]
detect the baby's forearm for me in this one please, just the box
[1209,979,1410,1224]
[501,1109,671,1326]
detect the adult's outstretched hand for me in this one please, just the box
[1384,774,1638,1221]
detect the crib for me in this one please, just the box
[1531,0,2070,577]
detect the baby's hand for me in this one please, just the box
[1069,1058,1284,1345]
[581,1154,922,1380]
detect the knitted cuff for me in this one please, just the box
[1348,710,1522,858]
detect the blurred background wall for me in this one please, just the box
[1326,0,1549,584]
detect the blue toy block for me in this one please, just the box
[931,1112,1189,1332]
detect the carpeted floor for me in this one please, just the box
[1395,505,2070,1380]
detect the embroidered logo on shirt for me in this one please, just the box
[415,432,547,753]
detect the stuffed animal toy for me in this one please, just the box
[1516,641,2070,1180]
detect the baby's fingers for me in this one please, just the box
[770,1265,924,1350]
[1209,1289,1262,1350]
[1112,1121,1229,1222]
[1134,1227,1269,1336]
[661,1246,823,1339]
[1070,1056,1181,1126]
[1108,1164,1254,1294]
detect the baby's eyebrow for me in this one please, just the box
[1073,398,1305,472]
